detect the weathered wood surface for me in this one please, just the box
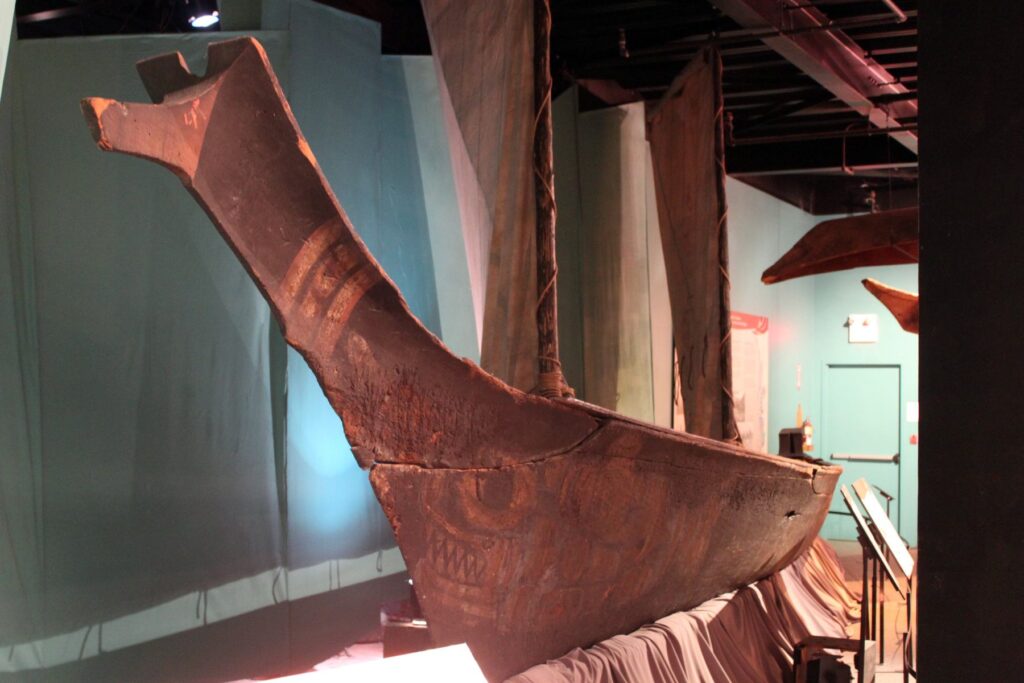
[532,0,571,399]
[421,0,539,392]
[82,38,841,681]
[862,278,920,334]
[762,207,919,284]
[646,49,740,443]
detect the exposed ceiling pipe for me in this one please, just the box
[711,0,918,153]
[732,124,917,146]
[605,13,915,61]
[730,161,918,178]
[880,0,908,24]
[17,3,89,24]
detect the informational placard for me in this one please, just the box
[853,478,915,580]
[841,486,904,596]
[848,313,879,343]
[730,312,769,452]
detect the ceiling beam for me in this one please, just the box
[726,134,917,175]
[17,3,89,24]
[710,0,918,153]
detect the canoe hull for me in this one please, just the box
[80,37,841,682]
[762,208,919,284]
[374,414,837,679]
[863,278,920,334]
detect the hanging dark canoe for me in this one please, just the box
[762,207,919,284]
[863,278,920,333]
[81,38,841,682]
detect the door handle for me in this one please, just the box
[831,452,899,463]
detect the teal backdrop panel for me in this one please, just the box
[0,4,472,679]
[0,32,293,678]
[726,177,821,450]
[389,55,478,363]
[273,0,394,570]
[276,1,467,570]
[0,36,43,650]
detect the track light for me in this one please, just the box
[185,0,220,29]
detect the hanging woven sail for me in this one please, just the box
[647,48,740,443]
[420,0,539,391]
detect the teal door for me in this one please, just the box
[819,364,902,541]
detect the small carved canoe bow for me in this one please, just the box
[863,278,920,334]
[82,38,840,681]
[762,207,919,284]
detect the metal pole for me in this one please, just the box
[859,532,871,683]
[871,554,878,640]
[904,576,914,682]
[880,0,908,24]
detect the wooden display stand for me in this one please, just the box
[795,484,903,683]
[851,479,916,682]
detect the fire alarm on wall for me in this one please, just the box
[847,314,879,343]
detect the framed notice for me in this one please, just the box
[730,312,770,452]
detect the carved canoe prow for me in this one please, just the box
[82,38,840,681]
[762,207,919,284]
[863,278,920,334]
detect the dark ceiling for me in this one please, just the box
[14,0,918,214]
[550,0,918,213]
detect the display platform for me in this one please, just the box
[259,643,485,683]
[509,538,859,682]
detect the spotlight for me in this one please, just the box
[185,0,220,29]
[190,12,219,28]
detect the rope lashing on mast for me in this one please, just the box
[531,0,574,400]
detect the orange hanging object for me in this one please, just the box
[802,419,814,452]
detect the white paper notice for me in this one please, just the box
[730,312,770,452]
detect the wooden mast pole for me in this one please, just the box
[533,0,572,399]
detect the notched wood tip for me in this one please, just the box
[80,97,114,150]
[133,37,266,104]
[137,52,197,104]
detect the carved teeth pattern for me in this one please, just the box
[428,531,485,585]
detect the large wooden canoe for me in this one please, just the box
[761,207,918,284]
[82,38,840,681]
[762,208,920,335]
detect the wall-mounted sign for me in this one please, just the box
[848,313,879,343]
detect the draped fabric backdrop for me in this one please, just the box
[0,1,475,679]
[0,0,12,88]
[0,33,289,676]
[420,0,539,392]
[550,88,675,428]
[647,49,740,442]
